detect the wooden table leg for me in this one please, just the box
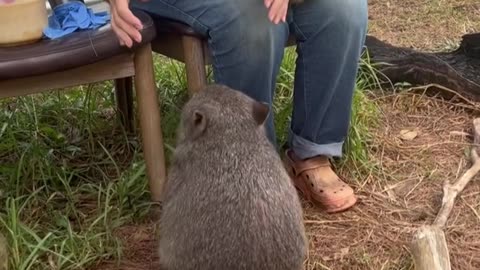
[182,36,208,95]
[114,77,135,133]
[134,43,166,202]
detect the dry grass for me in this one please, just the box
[368,0,480,51]
[89,93,480,270]
[301,92,480,269]
[308,1,480,267]
[89,220,161,270]
[88,1,480,270]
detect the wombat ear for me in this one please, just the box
[252,101,270,126]
[190,110,208,139]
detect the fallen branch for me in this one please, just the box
[410,118,480,270]
[434,147,480,228]
[404,83,479,108]
[411,226,451,270]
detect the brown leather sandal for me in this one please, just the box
[284,149,357,213]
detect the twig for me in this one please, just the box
[434,148,480,227]
[433,118,480,228]
[461,197,480,223]
[409,118,480,270]
[404,175,426,199]
[404,83,479,107]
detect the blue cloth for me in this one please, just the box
[43,1,110,39]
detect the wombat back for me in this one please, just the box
[158,84,307,270]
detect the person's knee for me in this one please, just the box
[208,1,287,61]
[292,0,367,44]
[326,0,368,34]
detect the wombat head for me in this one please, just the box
[177,84,270,143]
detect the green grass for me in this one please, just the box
[340,50,381,178]
[0,47,380,269]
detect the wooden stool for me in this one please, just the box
[149,16,297,94]
[0,9,167,202]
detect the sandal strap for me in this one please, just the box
[285,150,331,176]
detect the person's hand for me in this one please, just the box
[264,0,288,24]
[109,0,144,47]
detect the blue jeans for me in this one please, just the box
[131,0,368,159]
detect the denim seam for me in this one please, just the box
[290,20,307,41]
[208,38,224,84]
[288,18,308,136]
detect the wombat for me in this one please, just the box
[157,84,307,270]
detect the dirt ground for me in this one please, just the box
[92,93,480,270]
[303,93,480,269]
[91,1,480,269]
[368,0,480,51]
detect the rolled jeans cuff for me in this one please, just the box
[288,129,344,159]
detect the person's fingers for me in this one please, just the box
[268,8,276,22]
[115,0,143,30]
[264,0,273,8]
[112,21,132,47]
[111,11,134,47]
[268,0,286,24]
[107,0,142,47]
[280,3,288,23]
[278,2,288,23]
[275,1,288,24]
[113,8,142,43]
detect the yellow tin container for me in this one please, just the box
[0,0,48,47]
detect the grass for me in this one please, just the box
[0,46,380,269]
[368,0,480,51]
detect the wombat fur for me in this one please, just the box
[158,84,307,270]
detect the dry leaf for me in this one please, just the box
[399,129,418,141]
[334,247,350,260]
[449,131,469,137]
[386,189,398,202]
